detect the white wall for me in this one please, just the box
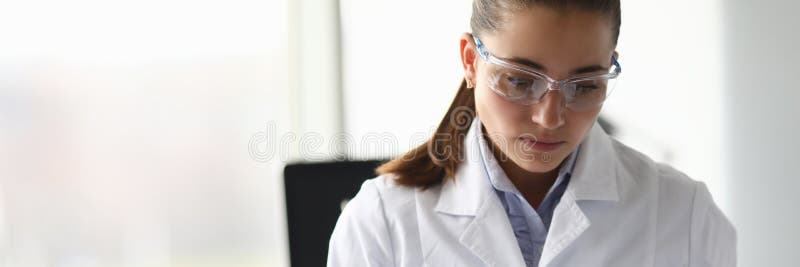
[0,0,291,266]
[289,0,343,160]
[339,0,472,159]
[723,1,800,265]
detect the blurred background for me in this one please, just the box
[0,0,798,266]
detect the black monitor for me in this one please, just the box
[284,160,384,267]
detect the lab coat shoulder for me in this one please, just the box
[327,174,419,267]
[611,138,737,266]
[685,173,738,266]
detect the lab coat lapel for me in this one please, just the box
[537,190,590,267]
[538,121,620,267]
[434,118,526,267]
[458,192,526,267]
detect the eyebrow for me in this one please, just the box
[505,56,606,75]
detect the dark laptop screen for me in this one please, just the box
[284,160,383,267]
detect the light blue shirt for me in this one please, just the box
[474,118,580,267]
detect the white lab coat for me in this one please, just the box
[327,120,737,267]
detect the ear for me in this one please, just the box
[612,50,619,61]
[460,32,478,85]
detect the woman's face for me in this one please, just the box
[462,7,616,174]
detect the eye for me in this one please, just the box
[506,76,532,87]
[574,80,603,95]
[575,85,598,93]
[496,72,538,97]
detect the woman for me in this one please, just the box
[328,0,737,266]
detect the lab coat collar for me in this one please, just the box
[434,117,527,266]
[568,120,620,202]
[434,117,499,216]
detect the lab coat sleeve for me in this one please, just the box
[327,179,395,267]
[689,181,738,267]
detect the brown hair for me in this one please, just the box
[376,0,621,188]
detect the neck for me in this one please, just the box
[498,153,561,197]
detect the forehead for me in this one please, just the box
[481,7,614,74]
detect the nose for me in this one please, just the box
[530,90,566,130]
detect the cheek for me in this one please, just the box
[474,87,529,133]
[564,106,602,141]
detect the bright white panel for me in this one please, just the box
[0,0,291,266]
[340,0,472,159]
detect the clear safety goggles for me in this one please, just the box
[472,34,622,111]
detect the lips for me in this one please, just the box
[519,136,565,152]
